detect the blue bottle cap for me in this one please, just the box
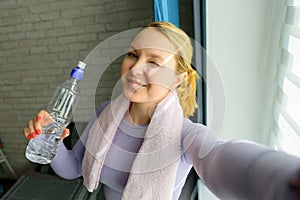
[70,67,84,80]
[70,61,86,80]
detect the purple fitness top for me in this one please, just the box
[51,103,300,200]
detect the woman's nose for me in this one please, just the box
[130,60,145,76]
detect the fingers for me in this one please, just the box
[25,120,40,140]
[34,113,43,135]
[23,127,31,140]
[24,110,66,141]
[61,128,70,141]
[24,110,51,140]
[35,110,53,129]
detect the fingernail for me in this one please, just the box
[36,129,42,135]
[36,115,42,122]
[27,134,33,140]
[31,132,37,138]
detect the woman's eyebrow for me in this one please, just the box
[147,54,163,61]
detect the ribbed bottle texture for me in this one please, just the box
[25,61,86,164]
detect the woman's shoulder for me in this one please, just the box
[182,118,209,137]
[180,118,209,164]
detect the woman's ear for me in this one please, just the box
[172,72,188,89]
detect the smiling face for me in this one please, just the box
[121,27,184,103]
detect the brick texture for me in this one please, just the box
[0,0,194,184]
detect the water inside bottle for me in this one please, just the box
[25,121,65,164]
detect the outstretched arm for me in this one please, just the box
[182,121,300,199]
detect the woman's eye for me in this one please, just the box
[149,61,160,67]
[127,52,137,58]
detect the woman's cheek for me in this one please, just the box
[146,84,170,101]
[120,58,132,74]
[148,68,176,90]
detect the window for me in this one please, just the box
[271,0,300,157]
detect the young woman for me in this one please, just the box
[24,22,300,200]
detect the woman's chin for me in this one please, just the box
[122,90,139,102]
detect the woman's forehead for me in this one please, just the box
[130,27,177,54]
[128,45,175,58]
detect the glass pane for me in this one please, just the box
[278,114,300,157]
[283,77,300,108]
[288,35,300,57]
[294,0,300,6]
[287,0,300,6]
[287,25,300,91]
[291,55,300,78]
[284,98,300,130]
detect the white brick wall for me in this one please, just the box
[0,0,194,181]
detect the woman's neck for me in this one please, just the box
[125,102,157,125]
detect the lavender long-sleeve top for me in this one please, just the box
[51,103,300,200]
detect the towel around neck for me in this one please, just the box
[82,91,183,199]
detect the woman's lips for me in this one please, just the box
[127,78,146,88]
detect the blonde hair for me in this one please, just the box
[145,21,199,118]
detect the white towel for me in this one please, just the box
[82,91,183,199]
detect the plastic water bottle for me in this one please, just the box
[25,61,86,164]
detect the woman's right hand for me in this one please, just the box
[23,110,70,140]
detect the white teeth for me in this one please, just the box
[126,76,147,87]
[132,80,145,86]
